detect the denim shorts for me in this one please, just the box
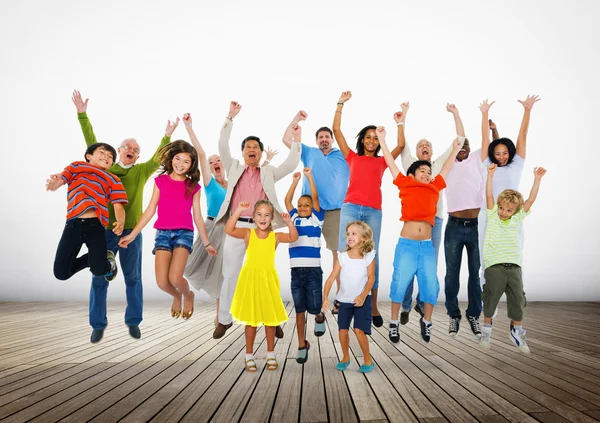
[337,295,372,335]
[153,229,194,254]
[291,267,323,314]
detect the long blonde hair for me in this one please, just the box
[344,221,375,255]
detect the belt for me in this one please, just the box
[500,263,518,267]
[448,215,478,227]
[237,217,254,223]
[207,216,215,221]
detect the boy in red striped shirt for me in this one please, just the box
[47,143,128,282]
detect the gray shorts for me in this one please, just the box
[482,263,527,321]
[321,209,341,251]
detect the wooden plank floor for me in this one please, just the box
[0,301,599,423]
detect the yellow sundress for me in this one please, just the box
[230,229,288,327]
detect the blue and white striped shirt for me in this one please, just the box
[288,208,325,268]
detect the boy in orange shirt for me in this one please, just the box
[378,126,464,343]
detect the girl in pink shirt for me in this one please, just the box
[120,135,217,320]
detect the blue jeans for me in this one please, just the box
[337,203,382,289]
[401,216,442,311]
[90,229,143,330]
[444,216,482,318]
[291,267,323,314]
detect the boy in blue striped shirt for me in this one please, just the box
[285,167,326,364]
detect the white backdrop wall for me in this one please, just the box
[2,0,599,301]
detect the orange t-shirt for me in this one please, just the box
[393,172,446,226]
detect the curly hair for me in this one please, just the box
[488,137,517,166]
[355,125,380,156]
[157,140,200,198]
[497,189,524,213]
[344,220,375,255]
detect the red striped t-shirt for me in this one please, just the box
[60,161,128,228]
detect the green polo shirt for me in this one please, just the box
[483,203,530,269]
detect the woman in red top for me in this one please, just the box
[332,91,405,327]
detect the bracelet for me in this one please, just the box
[204,243,211,248]
[336,102,344,106]
[184,122,192,127]
[226,115,233,120]
[397,122,405,126]
[335,111,342,114]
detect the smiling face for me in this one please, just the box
[208,154,224,178]
[171,152,192,177]
[497,200,518,221]
[456,138,471,161]
[118,139,140,166]
[253,203,275,230]
[494,144,510,167]
[242,140,262,167]
[411,164,432,184]
[346,223,365,250]
[86,146,114,170]
[362,129,379,154]
[416,139,432,161]
[316,130,333,154]
[296,195,313,218]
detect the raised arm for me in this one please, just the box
[332,91,352,158]
[273,124,301,181]
[437,137,465,180]
[219,101,242,170]
[192,190,218,256]
[183,113,211,186]
[377,126,400,179]
[515,94,541,160]
[447,103,465,138]
[118,183,160,248]
[275,212,299,244]
[390,102,409,159]
[225,201,252,241]
[479,99,495,162]
[486,164,497,210]
[522,167,546,212]
[303,167,320,212]
[285,172,301,212]
[281,110,307,149]
[489,119,500,141]
[72,90,97,147]
[262,146,278,167]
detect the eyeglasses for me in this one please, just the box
[121,145,140,155]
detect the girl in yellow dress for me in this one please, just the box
[225,200,299,372]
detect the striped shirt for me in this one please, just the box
[483,203,530,269]
[288,208,325,268]
[60,161,128,228]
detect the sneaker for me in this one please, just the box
[104,250,118,282]
[466,314,482,339]
[314,313,326,337]
[420,318,432,343]
[509,325,531,354]
[480,326,492,349]
[414,303,424,318]
[400,311,409,325]
[448,316,460,338]
[389,323,400,343]
[372,315,384,328]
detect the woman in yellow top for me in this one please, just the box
[226,200,299,372]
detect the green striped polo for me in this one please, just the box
[483,203,530,269]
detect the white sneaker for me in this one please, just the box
[479,326,492,349]
[509,326,530,354]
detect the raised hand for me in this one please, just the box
[265,146,279,161]
[401,101,409,113]
[489,119,497,130]
[206,245,218,256]
[165,118,180,137]
[302,167,312,178]
[479,99,495,113]
[280,212,291,223]
[376,126,387,139]
[452,137,465,151]
[533,166,547,178]
[236,201,251,213]
[487,163,497,173]
[183,113,193,126]
[72,90,89,113]
[291,123,302,139]
[518,94,541,110]
[393,111,404,123]
[229,101,242,118]
[338,91,352,104]
[294,110,308,123]
[112,221,124,236]
[446,103,459,115]
[292,171,301,182]
[45,174,63,191]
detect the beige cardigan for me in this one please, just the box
[215,118,301,229]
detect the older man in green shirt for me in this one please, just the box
[72,90,173,343]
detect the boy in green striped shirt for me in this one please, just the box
[480,164,547,353]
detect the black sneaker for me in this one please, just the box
[90,328,104,343]
[466,314,482,339]
[104,250,118,282]
[372,315,384,328]
[400,311,409,325]
[389,323,400,343]
[448,316,460,338]
[420,318,432,343]
[414,303,424,318]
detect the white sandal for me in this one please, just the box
[266,357,278,370]
[245,358,257,372]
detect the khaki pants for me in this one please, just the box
[482,263,527,321]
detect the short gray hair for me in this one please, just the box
[119,138,140,153]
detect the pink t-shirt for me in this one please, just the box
[445,149,484,213]
[230,166,268,218]
[154,174,200,231]
[344,150,388,210]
